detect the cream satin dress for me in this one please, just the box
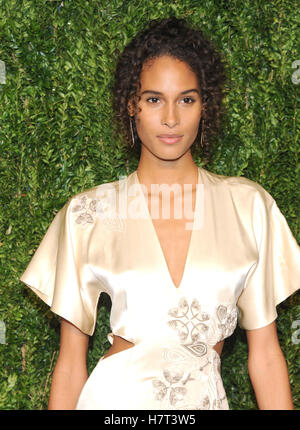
[20,167,300,410]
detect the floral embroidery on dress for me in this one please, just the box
[151,349,227,410]
[167,297,237,347]
[71,194,125,231]
[72,196,97,225]
[202,396,210,409]
[216,304,237,338]
[167,298,210,347]
[152,368,194,406]
[150,298,236,409]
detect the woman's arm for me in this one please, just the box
[48,318,89,410]
[246,320,294,410]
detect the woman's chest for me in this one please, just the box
[88,209,257,308]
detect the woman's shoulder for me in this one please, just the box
[199,167,274,206]
[63,175,126,207]
[62,175,128,227]
[70,175,126,202]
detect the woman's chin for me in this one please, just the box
[141,143,191,162]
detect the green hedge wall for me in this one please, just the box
[0,0,299,410]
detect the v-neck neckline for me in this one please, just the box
[133,167,201,291]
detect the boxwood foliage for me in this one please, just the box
[0,0,299,410]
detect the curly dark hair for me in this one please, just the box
[112,17,227,163]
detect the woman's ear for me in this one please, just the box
[201,101,206,118]
[127,98,135,117]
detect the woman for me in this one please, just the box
[20,17,300,410]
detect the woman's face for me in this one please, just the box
[129,55,203,162]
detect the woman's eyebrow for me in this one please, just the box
[140,89,200,96]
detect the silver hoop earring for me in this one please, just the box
[129,117,135,149]
[200,118,205,148]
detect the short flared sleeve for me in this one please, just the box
[20,199,102,336]
[237,190,300,330]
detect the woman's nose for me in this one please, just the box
[161,104,179,127]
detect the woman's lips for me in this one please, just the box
[157,135,183,144]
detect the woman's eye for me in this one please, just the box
[147,97,160,103]
[146,97,195,104]
[182,97,195,104]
